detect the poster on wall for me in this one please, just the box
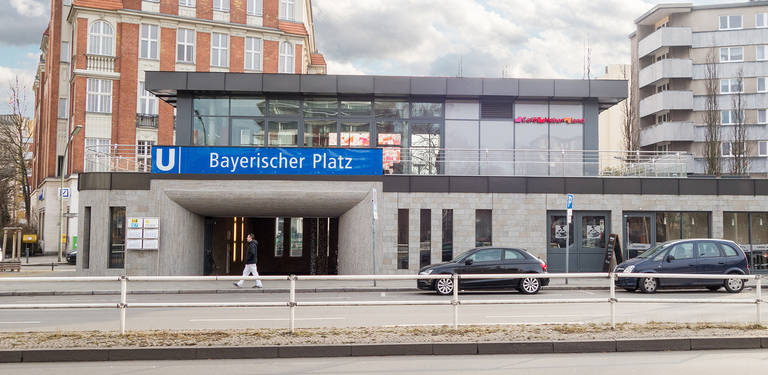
[127,218,143,229]
[125,217,160,250]
[586,225,602,239]
[127,229,143,239]
[126,239,143,250]
[555,225,568,239]
[143,218,159,229]
[143,229,159,239]
[142,239,159,250]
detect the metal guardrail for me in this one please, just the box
[0,273,763,334]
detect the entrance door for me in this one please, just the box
[624,214,654,259]
[547,211,610,272]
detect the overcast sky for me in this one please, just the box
[0,0,745,115]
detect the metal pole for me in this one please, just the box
[565,226,569,285]
[609,273,616,330]
[452,274,459,330]
[120,275,127,334]
[289,275,296,333]
[757,275,762,326]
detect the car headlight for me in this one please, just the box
[419,269,433,275]
[623,265,635,273]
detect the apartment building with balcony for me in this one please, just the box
[630,0,768,175]
[31,0,326,256]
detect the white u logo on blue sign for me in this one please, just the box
[155,148,177,172]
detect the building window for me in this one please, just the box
[397,209,409,269]
[759,141,768,157]
[109,207,126,269]
[137,82,158,115]
[60,41,70,62]
[724,212,768,271]
[655,83,669,93]
[419,209,431,268]
[759,78,767,93]
[655,143,669,153]
[720,47,743,62]
[475,209,492,247]
[278,41,294,73]
[720,78,743,94]
[244,37,262,71]
[87,21,114,56]
[655,52,668,62]
[758,13,768,28]
[86,78,112,113]
[211,33,229,67]
[279,0,295,21]
[58,98,68,119]
[176,28,195,64]
[442,209,453,262]
[213,0,229,11]
[656,113,669,124]
[247,0,262,15]
[759,109,767,124]
[758,46,768,61]
[179,0,195,7]
[721,110,744,125]
[289,217,302,257]
[136,140,154,172]
[139,24,159,60]
[84,137,110,172]
[719,15,742,30]
[275,217,285,257]
[722,142,734,157]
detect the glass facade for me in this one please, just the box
[475,209,492,247]
[419,209,431,268]
[442,209,453,262]
[109,207,126,269]
[724,212,768,271]
[397,209,409,269]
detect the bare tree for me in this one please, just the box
[0,77,33,224]
[621,65,639,153]
[730,68,749,175]
[703,48,721,176]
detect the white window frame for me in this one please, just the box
[656,113,669,124]
[139,24,159,60]
[757,45,768,61]
[758,77,767,93]
[757,13,768,28]
[720,78,743,94]
[244,36,262,71]
[720,47,743,62]
[136,140,155,172]
[719,15,742,30]
[721,142,734,157]
[759,141,768,157]
[247,0,262,16]
[86,78,112,114]
[58,98,68,119]
[84,138,111,172]
[60,41,70,63]
[176,28,195,64]
[213,0,229,12]
[279,0,295,21]
[278,41,294,73]
[179,0,195,7]
[87,20,114,56]
[721,110,745,125]
[759,109,768,125]
[211,32,229,68]
[137,82,158,115]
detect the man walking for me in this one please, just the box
[234,233,263,288]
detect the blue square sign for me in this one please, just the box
[566,194,574,209]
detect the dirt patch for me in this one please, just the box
[1,322,767,349]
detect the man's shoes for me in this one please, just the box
[253,285,263,288]
[233,282,241,288]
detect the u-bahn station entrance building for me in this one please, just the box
[76,72,768,276]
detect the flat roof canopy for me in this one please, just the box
[146,72,628,111]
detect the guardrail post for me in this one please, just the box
[119,275,127,334]
[757,275,762,326]
[609,273,616,330]
[452,274,459,330]
[289,275,296,334]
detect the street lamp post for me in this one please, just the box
[58,125,83,263]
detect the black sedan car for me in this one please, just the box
[417,247,549,295]
[66,251,77,265]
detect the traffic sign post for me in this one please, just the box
[565,194,574,285]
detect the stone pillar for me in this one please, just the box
[11,231,17,260]
[1,230,7,261]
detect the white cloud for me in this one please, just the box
[325,59,366,75]
[9,0,46,18]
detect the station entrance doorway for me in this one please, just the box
[204,217,339,276]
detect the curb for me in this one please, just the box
[1,337,767,363]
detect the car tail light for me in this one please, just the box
[538,258,547,272]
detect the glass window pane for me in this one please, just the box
[193,98,229,116]
[109,207,126,269]
[304,119,336,147]
[412,102,443,118]
[340,121,370,147]
[375,100,409,119]
[275,218,285,257]
[231,118,265,146]
[469,249,502,262]
[669,243,694,260]
[731,15,742,28]
[341,100,371,117]
[656,212,682,243]
[376,120,407,146]
[268,99,299,116]
[442,209,453,262]
[751,213,768,271]
[304,98,338,118]
[193,116,229,145]
[698,242,722,258]
[475,209,492,247]
[732,47,743,61]
[419,209,431,268]
[581,216,606,248]
[505,249,523,260]
[268,120,298,146]
[411,123,441,175]
[550,215,574,248]
[289,218,303,257]
[397,209,409,270]
[682,212,709,238]
[720,16,728,29]
[724,212,750,249]
[231,97,266,116]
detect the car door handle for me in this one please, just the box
[718,262,725,265]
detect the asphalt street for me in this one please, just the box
[0,288,764,331]
[1,349,767,374]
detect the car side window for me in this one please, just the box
[468,249,502,262]
[698,242,723,258]
[504,249,524,261]
[652,248,668,261]
[719,243,739,257]
[669,243,694,260]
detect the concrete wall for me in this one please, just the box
[337,188,379,275]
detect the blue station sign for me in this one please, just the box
[152,146,384,176]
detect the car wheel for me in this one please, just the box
[639,277,658,293]
[435,277,454,295]
[706,286,721,292]
[724,275,745,294]
[518,277,541,294]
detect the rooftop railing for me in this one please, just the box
[83,145,693,178]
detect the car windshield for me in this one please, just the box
[452,250,475,263]
[636,242,670,259]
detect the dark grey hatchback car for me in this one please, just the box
[614,239,750,293]
[417,247,549,295]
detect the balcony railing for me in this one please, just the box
[638,59,692,88]
[639,121,695,147]
[638,27,692,58]
[639,90,693,118]
[85,54,116,72]
[136,114,159,128]
[84,145,693,178]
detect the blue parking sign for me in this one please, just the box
[566,194,574,209]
